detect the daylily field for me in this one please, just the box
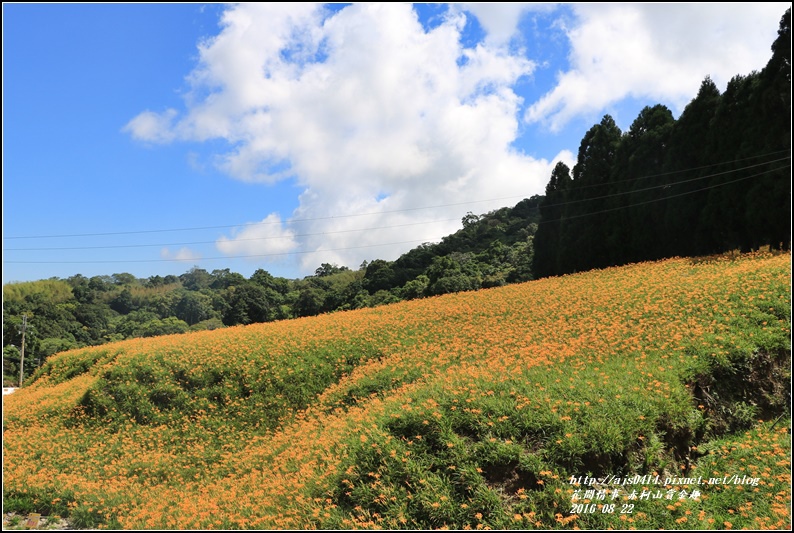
[3,251,791,529]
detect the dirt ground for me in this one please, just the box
[2,513,72,530]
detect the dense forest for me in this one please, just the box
[3,8,790,386]
[533,8,790,277]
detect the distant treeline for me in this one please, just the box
[533,8,790,277]
[3,198,541,385]
[4,9,789,385]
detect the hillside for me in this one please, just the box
[3,251,791,529]
[3,197,543,387]
[6,7,789,386]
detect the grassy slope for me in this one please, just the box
[3,252,791,530]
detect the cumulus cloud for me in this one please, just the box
[126,3,787,274]
[526,3,789,131]
[160,246,201,262]
[216,214,298,258]
[123,108,178,143]
[127,3,563,273]
[457,3,554,47]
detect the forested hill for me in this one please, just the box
[532,7,791,278]
[4,8,790,386]
[2,197,542,386]
[361,196,542,296]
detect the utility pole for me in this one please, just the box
[19,314,27,387]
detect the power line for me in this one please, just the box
[537,156,791,210]
[12,154,782,252]
[5,217,461,252]
[6,151,789,241]
[558,148,791,192]
[3,238,448,264]
[536,163,791,225]
[6,160,788,265]
[4,196,528,240]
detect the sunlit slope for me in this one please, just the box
[3,252,791,530]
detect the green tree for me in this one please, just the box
[295,287,325,317]
[73,303,113,343]
[112,272,138,286]
[210,268,247,290]
[3,345,21,385]
[115,310,160,338]
[138,317,189,337]
[315,263,350,277]
[400,275,430,300]
[617,104,675,263]
[562,114,622,272]
[180,267,213,291]
[663,77,722,256]
[426,254,481,295]
[110,288,135,314]
[533,161,571,278]
[221,284,271,325]
[250,269,291,295]
[746,7,791,251]
[175,291,216,326]
[363,259,396,294]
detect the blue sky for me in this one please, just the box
[3,3,788,284]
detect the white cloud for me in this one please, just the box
[126,3,787,274]
[122,109,177,143]
[160,246,201,262]
[458,3,554,47]
[127,3,560,274]
[216,213,298,258]
[526,3,789,131]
